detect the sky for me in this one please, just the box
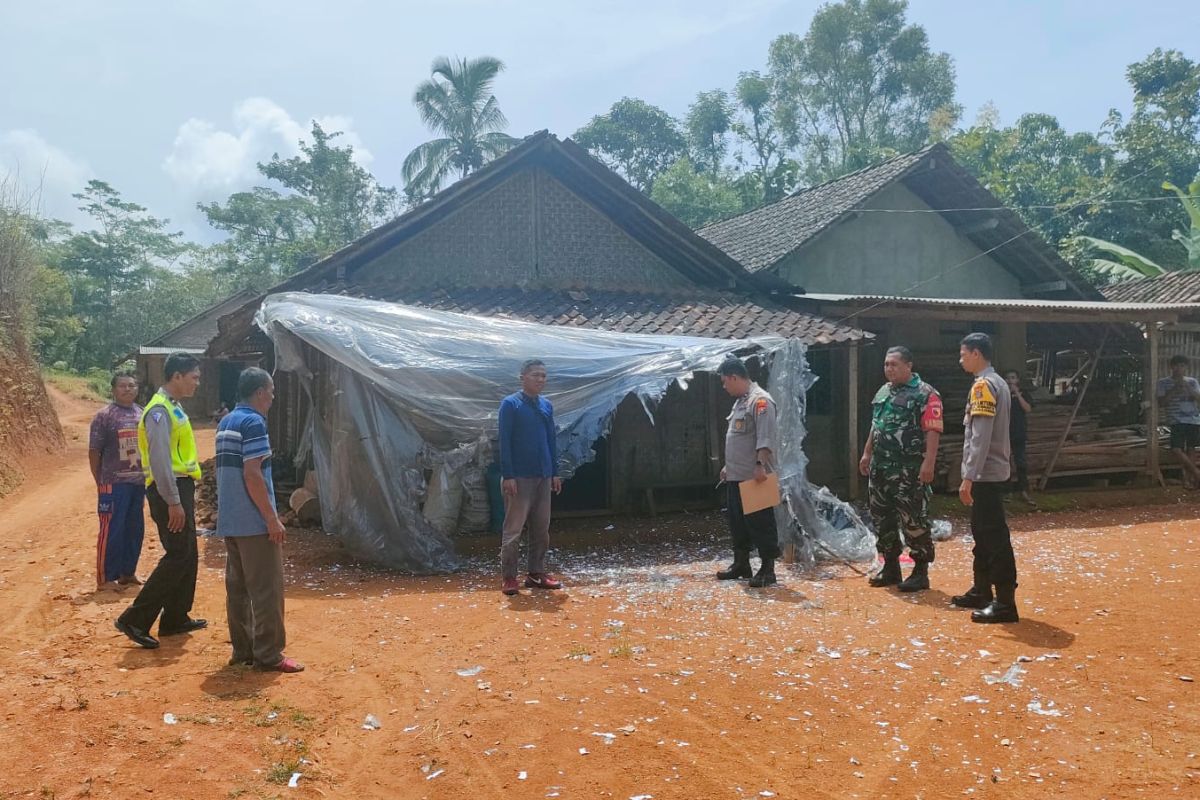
[1,0,1195,240]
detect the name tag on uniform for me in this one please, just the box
[733,417,746,432]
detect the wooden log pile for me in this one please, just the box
[936,404,1167,486]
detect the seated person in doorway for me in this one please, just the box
[1156,354,1200,488]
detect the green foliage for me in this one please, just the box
[402,56,519,200]
[574,97,688,192]
[200,122,399,285]
[950,109,1114,247]
[1092,49,1200,267]
[649,158,749,228]
[731,71,795,204]
[58,180,192,368]
[30,264,83,364]
[1163,180,1200,269]
[767,0,960,182]
[686,90,734,174]
[1074,235,1166,280]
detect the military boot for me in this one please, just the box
[972,584,1020,624]
[717,550,753,580]
[897,561,929,592]
[951,565,993,609]
[749,558,777,587]
[868,555,902,587]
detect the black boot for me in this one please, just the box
[972,583,1019,623]
[749,558,777,587]
[951,564,993,608]
[717,551,753,580]
[868,555,901,587]
[897,561,929,593]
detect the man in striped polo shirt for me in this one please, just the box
[215,368,303,673]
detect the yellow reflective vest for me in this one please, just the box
[137,389,201,485]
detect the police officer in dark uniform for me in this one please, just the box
[715,356,781,588]
[859,346,944,592]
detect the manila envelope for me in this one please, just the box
[739,472,781,514]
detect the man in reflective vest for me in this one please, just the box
[115,352,206,649]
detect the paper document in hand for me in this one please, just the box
[739,473,781,514]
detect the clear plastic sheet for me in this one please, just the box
[767,340,876,566]
[256,293,873,572]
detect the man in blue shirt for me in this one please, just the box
[215,367,303,673]
[1157,354,1200,488]
[498,359,563,596]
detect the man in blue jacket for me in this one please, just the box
[498,359,563,596]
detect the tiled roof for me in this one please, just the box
[1101,272,1200,304]
[144,288,259,348]
[696,147,933,273]
[306,283,870,345]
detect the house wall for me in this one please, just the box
[776,183,1023,298]
[353,168,691,292]
[134,354,221,422]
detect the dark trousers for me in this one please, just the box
[225,534,285,667]
[120,478,198,632]
[1011,438,1029,492]
[727,483,780,560]
[970,481,1017,589]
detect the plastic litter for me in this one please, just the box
[362,714,382,730]
[426,769,444,780]
[984,663,1026,687]
[162,713,177,725]
[287,773,301,788]
[930,519,953,541]
[456,666,484,677]
[1027,700,1063,717]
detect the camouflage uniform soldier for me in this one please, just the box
[859,346,944,592]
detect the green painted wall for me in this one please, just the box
[776,182,1023,298]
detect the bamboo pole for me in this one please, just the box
[1038,330,1109,490]
[847,346,860,499]
[1146,324,1164,487]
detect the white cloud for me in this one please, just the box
[0,129,94,223]
[163,97,374,197]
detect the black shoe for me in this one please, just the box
[971,600,1020,623]
[115,618,159,649]
[950,588,992,609]
[868,557,902,587]
[897,562,930,593]
[717,551,753,580]
[748,560,777,588]
[159,618,208,636]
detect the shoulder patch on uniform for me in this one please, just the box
[150,409,165,424]
[969,378,997,417]
[754,397,769,415]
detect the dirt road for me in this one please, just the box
[0,391,1197,799]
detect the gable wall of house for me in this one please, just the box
[353,167,691,291]
[776,182,1022,298]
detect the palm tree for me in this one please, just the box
[402,56,519,199]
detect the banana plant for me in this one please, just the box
[1075,235,1166,280]
[1074,177,1200,281]
[1163,180,1200,270]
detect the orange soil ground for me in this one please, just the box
[0,390,1196,799]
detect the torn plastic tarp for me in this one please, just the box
[255,292,872,572]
